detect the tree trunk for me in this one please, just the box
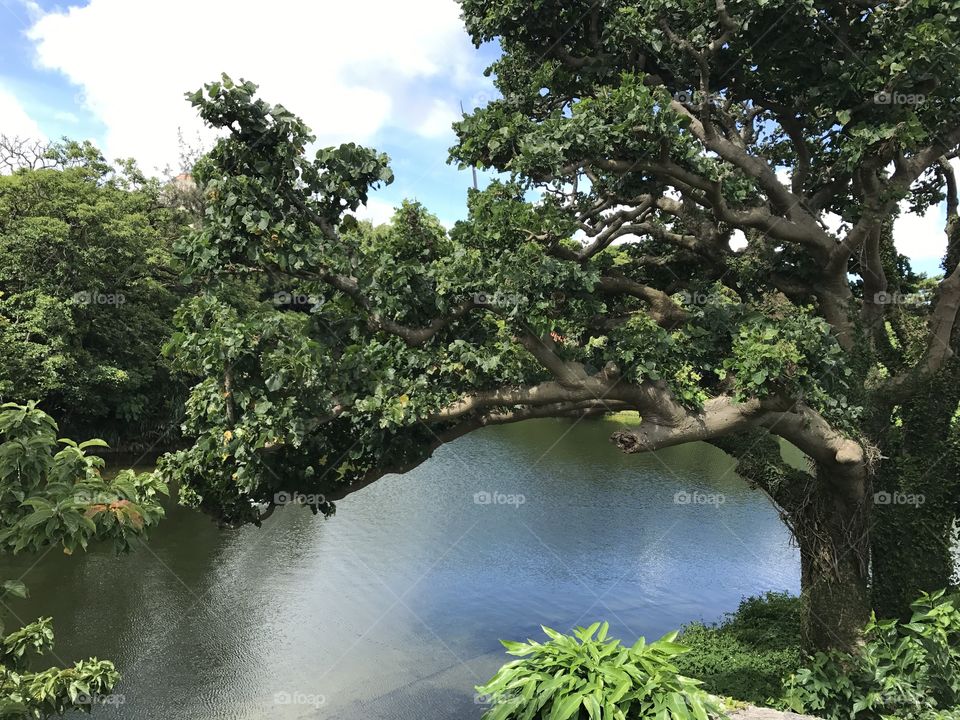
[794,465,872,652]
[868,365,960,619]
[709,431,872,652]
[871,450,959,620]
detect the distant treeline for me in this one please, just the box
[0,136,201,451]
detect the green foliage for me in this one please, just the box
[0,402,167,555]
[166,96,861,524]
[476,622,725,720]
[456,0,960,220]
[870,360,960,618]
[722,299,858,429]
[169,0,960,650]
[163,98,619,524]
[0,402,165,717]
[605,312,709,408]
[0,605,119,719]
[782,590,960,719]
[0,140,190,447]
[675,593,802,706]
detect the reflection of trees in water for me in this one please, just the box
[8,503,227,661]
[13,501,331,717]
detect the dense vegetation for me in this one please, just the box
[0,140,191,715]
[0,138,193,449]
[161,0,960,655]
[783,590,960,720]
[1,0,960,717]
[478,591,960,719]
[676,593,803,706]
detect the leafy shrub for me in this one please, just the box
[0,402,168,554]
[675,593,802,705]
[0,402,165,717]
[0,596,120,719]
[782,590,960,719]
[475,622,725,720]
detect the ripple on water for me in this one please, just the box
[0,419,799,719]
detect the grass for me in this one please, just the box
[674,592,803,706]
[603,410,642,425]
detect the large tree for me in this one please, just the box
[163,0,960,653]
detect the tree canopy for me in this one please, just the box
[0,138,191,448]
[160,0,960,652]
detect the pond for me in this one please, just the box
[0,417,799,719]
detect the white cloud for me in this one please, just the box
[352,198,397,227]
[416,99,460,139]
[0,85,43,138]
[894,203,946,263]
[26,0,481,173]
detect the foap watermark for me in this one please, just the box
[874,491,925,507]
[474,490,526,508]
[468,90,524,111]
[75,693,125,707]
[273,691,325,709]
[674,490,726,506]
[473,290,528,308]
[274,491,326,508]
[874,90,925,106]
[874,291,927,306]
[475,690,523,707]
[71,290,125,306]
[73,489,123,505]
[273,291,321,311]
[678,289,723,307]
[674,90,723,106]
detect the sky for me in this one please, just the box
[0,0,951,275]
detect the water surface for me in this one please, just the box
[0,417,799,719]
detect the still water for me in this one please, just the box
[1,417,799,719]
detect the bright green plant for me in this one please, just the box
[782,590,960,720]
[0,597,120,719]
[0,402,167,555]
[0,401,166,717]
[475,622,725,720]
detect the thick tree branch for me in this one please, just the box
[595,275,687,327]
[613,396,866,484]
[887,265,960,394]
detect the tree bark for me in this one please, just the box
[794,465,872,652]
[708,430,871,653]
